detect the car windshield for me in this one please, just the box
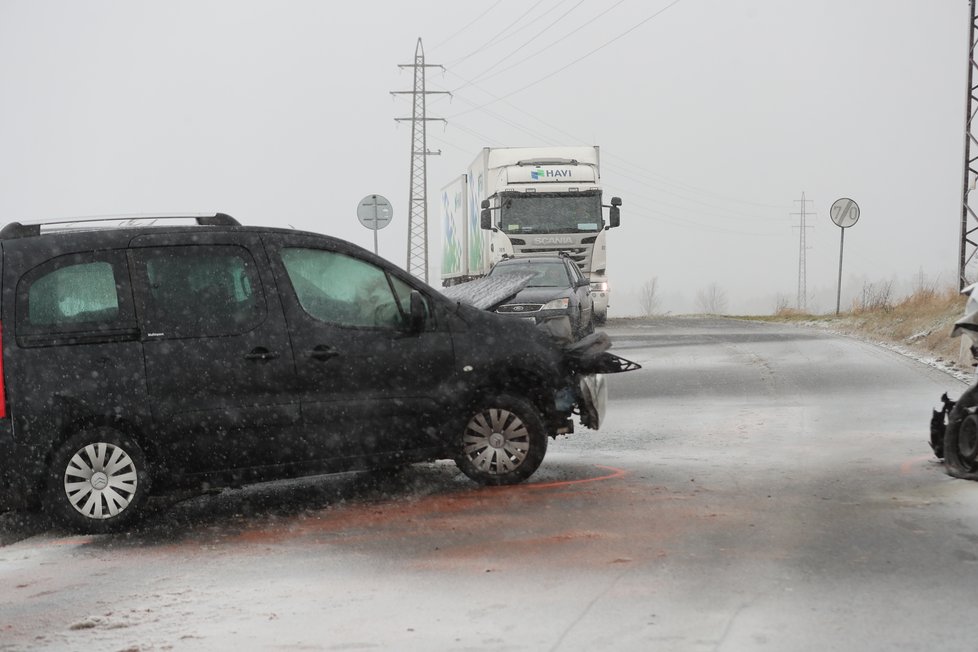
[493,261,570,288]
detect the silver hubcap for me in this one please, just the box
[462,408,530,475]
[63,443,139,520]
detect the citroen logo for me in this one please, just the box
[91,472,109,490]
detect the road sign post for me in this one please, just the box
[830,198,860,315]
[357,194,393,255]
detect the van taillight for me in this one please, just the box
[0,321,7,418]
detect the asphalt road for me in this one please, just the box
[1,316,976,651]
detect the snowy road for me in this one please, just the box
[2,316,977,651]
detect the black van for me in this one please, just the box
[0,214,637,532]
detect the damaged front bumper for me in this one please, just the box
[560,332,641,432]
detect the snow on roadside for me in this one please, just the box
[797,318,974,385]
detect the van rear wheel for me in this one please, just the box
[454,395,548,486]
[46,428,150,533]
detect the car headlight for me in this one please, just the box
[542,297,570,310]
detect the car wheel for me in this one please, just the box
[454,395,548,486]
[45,428,150,533]
[955,414,978,472]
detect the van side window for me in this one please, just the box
[280,248,412,329]
[17,252,135,341]
[133,246,264,338]
[29,262,118,326]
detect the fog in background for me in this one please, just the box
[0,0,967,315]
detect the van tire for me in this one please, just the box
[454,395,548,486]
[45,428,150,533]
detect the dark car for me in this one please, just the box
[0,214,637,533]
[488,254,595,340]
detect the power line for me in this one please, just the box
[429,0,505,51]
[435,83,786,213]
[428,0,790,222]
[454,0,629,92]
[445,2,548,68]
[451,0,589,92]
[447,0,686,118]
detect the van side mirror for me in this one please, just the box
[409,290,426,332]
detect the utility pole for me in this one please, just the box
[792,192,815,311]
[391,38,448,283]
[960,0,978,289]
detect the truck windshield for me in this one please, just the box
[498,192,602,234]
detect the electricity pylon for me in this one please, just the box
[391,38,449,283]
[792,192,815,311]
[960,0,978,289]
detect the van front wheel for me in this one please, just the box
[45,429,150,533]
[454,395,548,486]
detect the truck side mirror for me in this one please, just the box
[609,196,622,228]
[480,199,493,230]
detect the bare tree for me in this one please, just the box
[856,279,893,312]
[638,277,660,316]
[911,267,938,299]
[696,282,728,315]
[773,293,791,315]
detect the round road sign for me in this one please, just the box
[357,194,393,231]
[830,198,860,228]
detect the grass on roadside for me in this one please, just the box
[752,286,968,368]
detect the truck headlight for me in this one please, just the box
[591,282,609,292]
[542,297,570,310]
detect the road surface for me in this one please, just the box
[1,317,975,651]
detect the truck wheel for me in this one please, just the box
[45,428,150,533]
[454,395,548,486]
[594,312,607,326]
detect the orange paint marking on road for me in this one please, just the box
[23,536,95,548]
[49,465,634,551]
[521,465,628,490]
[211,465,632,548]
[900,455,936,475]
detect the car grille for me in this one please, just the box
[496,303,544,314]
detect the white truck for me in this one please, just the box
[439,146,621,323]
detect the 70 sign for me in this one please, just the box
[830,198,860,228]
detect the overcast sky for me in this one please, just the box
[0,1,969,315]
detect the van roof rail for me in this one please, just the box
[0,213,240,239]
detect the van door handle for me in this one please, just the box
[309,345,339,361]
[245,347,280,361]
